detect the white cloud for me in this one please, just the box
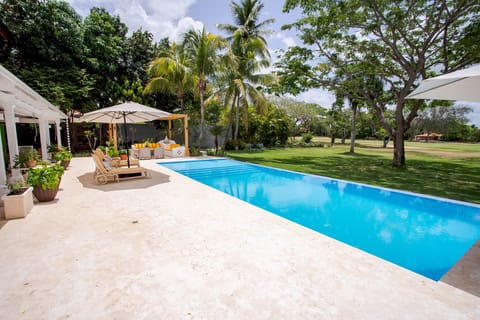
[174,17,204,39]
[281,36,297,47]
[293,89,336,108]
[65,0,203,41]
[271,32,297,48]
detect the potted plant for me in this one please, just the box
[119,149,128,160]
[47,144,60,161]
[107,148,120,158]
[27,164,64,202]
[13,149,39,168]
[2,178,34,219]
[54,149,73,169]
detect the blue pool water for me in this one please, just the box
[160,159,480,280]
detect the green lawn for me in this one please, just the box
[226,139,480,204]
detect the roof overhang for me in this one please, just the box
[0,64,67,121]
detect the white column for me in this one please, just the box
[38,116,49,160]
[55,119,62,147]
[0,127,7,187]
[4,104,19,167]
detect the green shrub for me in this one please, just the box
[47,144,61,153]
[54,149,73,162]
[225,140,246,150]
[301,132,313,143]
[6,178,27,195]
[27,164,64,190]
[287,140,324,148]
[189,146,201,156]
[13,149,39,168]
[107,148,119,157]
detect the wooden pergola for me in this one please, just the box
[108,113,189,156]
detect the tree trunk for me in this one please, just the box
[198,79,206,147]
[234,93,240,141]
[382,135,390,148]
[222,96,236,150]
[392,109,406,167]
[350,102,357,153]
[392,131,405,166]
[178,88,184,113]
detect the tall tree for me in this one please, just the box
[278,0,480,166]
[268,96,326,136]
[122,29,155,85]
[0,0,93,112]
[217,0,274,141]
[82,7,128,108]
[182,27,226,145]
[145,42,193,112]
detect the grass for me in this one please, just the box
[226,139,480,204]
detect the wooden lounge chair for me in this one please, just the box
[91,153,147,184]
[94,149,140,167]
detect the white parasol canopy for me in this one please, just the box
[407,64,480,102]
[79,101,172,123]
[79,101,172,167]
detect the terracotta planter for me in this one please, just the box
[61,160,71,169]
[120,154,127,160]
[2,187,34,219]
[33,186,59,202]
[26,160,37,168]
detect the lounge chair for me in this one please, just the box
[91,153,147,184]
[94,149,140,167]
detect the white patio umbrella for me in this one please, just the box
[407,64,480,102]
[79,101,171,167]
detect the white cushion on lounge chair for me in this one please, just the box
[103,160,112,171]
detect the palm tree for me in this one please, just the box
[144,42,192,112]
[182,27,226,145]
[213,61,272,142]
[217,0,274,141]
[217,0,273,57]
[209,124,224,155]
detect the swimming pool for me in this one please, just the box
[160,158,480,280]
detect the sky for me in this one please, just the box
[65,0,479,126]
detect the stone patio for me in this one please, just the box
[0,157,478,319]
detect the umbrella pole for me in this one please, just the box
[123,113,130,168]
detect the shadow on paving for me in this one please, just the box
[77,169,170,191]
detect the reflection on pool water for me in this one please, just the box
[159,159,480,280]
